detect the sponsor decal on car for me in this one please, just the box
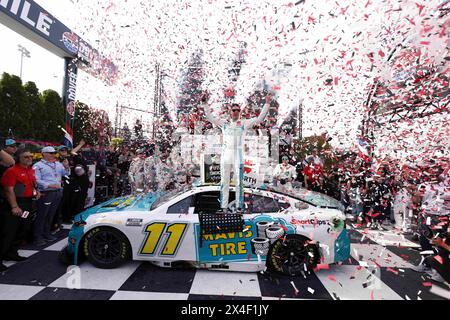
[290,217,329,227]
[195,224,255,262]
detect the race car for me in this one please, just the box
[61,184,350,276]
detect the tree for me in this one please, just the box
[0,72,28,137]
[294,134,334,170]
[41,89,64,142]
[73,101,113,146]
[90,108,112,146]
[73,101,97,145]
[23,81,43,139]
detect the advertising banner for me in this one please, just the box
[0,0,118,84]
[62,57,77,148]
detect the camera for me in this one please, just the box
[280,178,287,185]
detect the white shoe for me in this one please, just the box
[411,264,430,273]
[427,269,446,283]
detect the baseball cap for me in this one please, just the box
[58,145,69,151]
[5,139,17,147]
[42,146,56,153]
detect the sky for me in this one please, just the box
[0,0,448,152]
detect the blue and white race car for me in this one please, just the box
[61,184,350,276]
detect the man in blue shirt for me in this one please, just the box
[32,147,70,246]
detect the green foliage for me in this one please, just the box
[23,81,43,139]
[294,135,335,170]
[41,89,64,142]
[0,72,112,146]
[111,137,124,148]
[0,73,28,137]
[73,102,112,146]
[73,102,93,144]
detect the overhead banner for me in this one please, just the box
[0,0,118,84]
[62,57,77,148]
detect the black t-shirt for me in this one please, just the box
[0,163,12,202]
[117,156,131,173]
[61,154,89,188]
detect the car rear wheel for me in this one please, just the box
[83,227,130,269]
[267,234,319,276]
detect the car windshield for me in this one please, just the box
[102,196,136,208]
[150,184,193,210]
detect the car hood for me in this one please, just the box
[75,192,162,222]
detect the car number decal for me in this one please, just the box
[140,222,188,257]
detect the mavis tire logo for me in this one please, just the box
[62,32,79,54]
[66,101,75,117]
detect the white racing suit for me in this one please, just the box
[204,102,270,210]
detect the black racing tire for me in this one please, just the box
[83,227,131,269]
[267,234,319,276]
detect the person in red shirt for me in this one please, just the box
[303,149,324,192]
[0,149,40,271]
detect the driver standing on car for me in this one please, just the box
[203,92,272,211]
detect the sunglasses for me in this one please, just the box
[44,152,57,155]
[231,109,240,113]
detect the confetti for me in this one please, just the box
[327,275,337,282]
[290,281,300,295]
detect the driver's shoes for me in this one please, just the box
[426,269,446,283]
[411,263,430,273]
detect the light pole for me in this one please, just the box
[17,44,31,79]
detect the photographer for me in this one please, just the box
[273,155,296,190]
[56,140,90,226]
[412,173,449,281]
[0,149,40,271]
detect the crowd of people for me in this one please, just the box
[290,149,449,283]
[0,139,91,271]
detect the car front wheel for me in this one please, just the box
[83,227,131,269]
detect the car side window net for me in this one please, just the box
[193,191,235,214]
[167,196,193,214]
